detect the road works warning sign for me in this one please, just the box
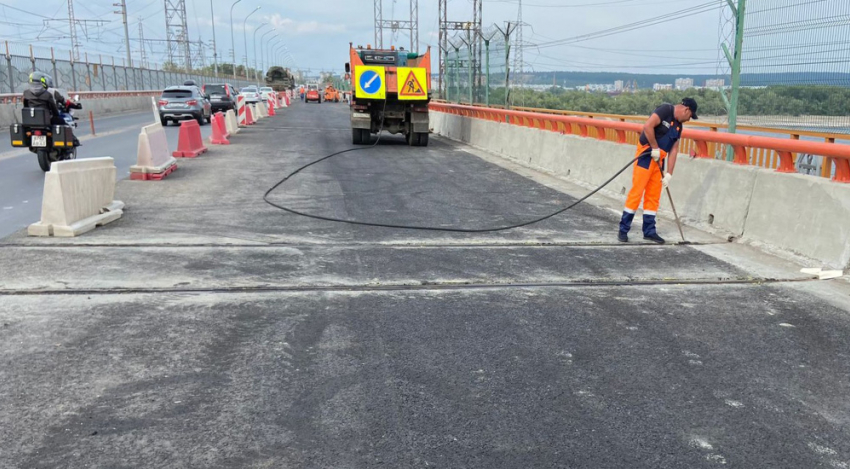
[397,67,428,100]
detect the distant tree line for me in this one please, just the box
[485,85,850,117]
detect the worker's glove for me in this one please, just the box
[661,172,672,189]
[650,148,662,161]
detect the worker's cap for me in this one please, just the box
[682,97,699,119]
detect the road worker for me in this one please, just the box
[618,98,698,244]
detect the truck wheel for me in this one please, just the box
[360,129,371,144]
[37,149,51,171]
[408,132,420,147]
[352,128,362,145]
[418,132,429,147]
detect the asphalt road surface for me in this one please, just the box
[1,102,848,468]
[0,110,214,238]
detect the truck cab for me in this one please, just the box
[346,44,431,146]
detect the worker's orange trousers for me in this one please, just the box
[619,144,664,236]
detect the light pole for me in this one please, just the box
[259,27,275,82]
[252,23,268,84]
[242,6,260,79]
[267,36,281,69]
[210,0,218,77]
[229,0,242,78]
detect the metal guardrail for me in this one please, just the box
[429,102,850,183]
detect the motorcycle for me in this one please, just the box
[9,94,82,171]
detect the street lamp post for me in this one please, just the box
[267,36,281,69]
[229,0,242,78]
[252,23,268,84]
[209,0,218,77]
[259,27,275,83]
[242,6,261,79]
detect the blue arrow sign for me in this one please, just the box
[359,70,382,95]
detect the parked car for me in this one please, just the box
[306,84,321,103]
[158,86,212,126]
[259,87,276,103]
[203,83,239,113]
[240,86,261,104]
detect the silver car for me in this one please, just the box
[240,86,261,104]
[158,86,212,126]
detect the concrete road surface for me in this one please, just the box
[1,102,849,468]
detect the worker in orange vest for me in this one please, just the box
[618,98,698,244]
[299,86,305,101]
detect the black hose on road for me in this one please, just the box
[263,105,637,233]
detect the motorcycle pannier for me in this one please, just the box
[53,125,75,148]
[9,124,25,147]
[21,108,51,127]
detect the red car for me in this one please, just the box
[306,85,321,103]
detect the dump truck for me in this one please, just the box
[345,43,431,146]
[264,66,295,92]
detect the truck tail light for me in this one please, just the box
[412,106,429,113]
[33,130,42,136]
[353,104,368,111]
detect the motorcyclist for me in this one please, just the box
[22,71,63,125]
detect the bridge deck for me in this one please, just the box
[1,103,848,468]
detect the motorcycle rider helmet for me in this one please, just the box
[29,71,53,89]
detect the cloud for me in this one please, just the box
[267,14,347,35]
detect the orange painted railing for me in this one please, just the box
[429,102,850,183]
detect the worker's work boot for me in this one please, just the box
[618,210,634,242]
[643,233,665,244]
[642,214,665,244]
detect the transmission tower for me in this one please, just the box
[373,0,419,51]
[138,18,147,68]
[67,0,80,60]
[164,0,191,70]
[373,0,382,47]
[42,0,107,61]
[513,0,523,84]
[438,1,481,99]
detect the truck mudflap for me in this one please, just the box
[351,111,371,130]
[409,110,429,133]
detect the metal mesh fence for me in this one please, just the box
[445,36,509,107]
[0,44,257,94]
[739,0,850,133]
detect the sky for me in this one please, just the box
[0,0,735,76]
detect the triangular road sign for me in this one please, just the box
[401,70,426,97]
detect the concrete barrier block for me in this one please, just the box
[28,157,124,237]
[744,170,850,268]
[666,158,758,236]
[130,123,177,176]
[225,109,240,135]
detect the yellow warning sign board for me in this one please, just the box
[397,67,428,100]
[354,66,386,99]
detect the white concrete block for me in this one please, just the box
[130,123,177,175]
[29,157,124,237]
[225,109,240,136]
[745,169,850,269]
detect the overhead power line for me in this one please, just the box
[525,1,722,50]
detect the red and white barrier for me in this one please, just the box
[172,120,208,158]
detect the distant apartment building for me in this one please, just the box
[653,83,673,91]
[614,80,624,91]
[705,78,726,89]
[675,78,694,90]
